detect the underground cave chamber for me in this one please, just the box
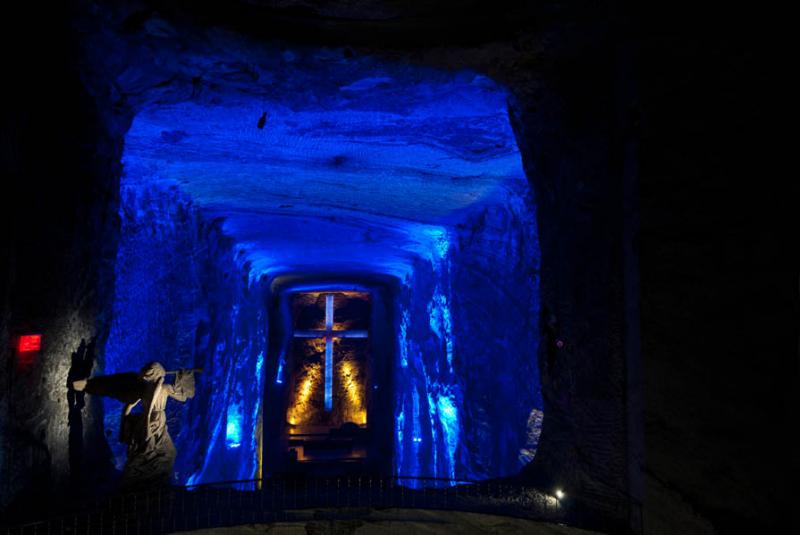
[100,47,544,488]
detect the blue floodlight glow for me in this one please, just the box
[428,290,455,370]
[122,49,527,280]
[423,227,451,262]
[399,310,410,368]
[411,387,422,477]
[324,294,334,411]
[275,357,285,384]
[425,389,439,478]
[103,182,268,485]
[109,43,541,488]
[436,392,459,482]
[226,403,243,449]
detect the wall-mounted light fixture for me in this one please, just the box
[17,334,42,353]
[16,334,42,370]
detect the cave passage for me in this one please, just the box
[103,44,543,487]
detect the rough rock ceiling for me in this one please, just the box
[122,47,527,278]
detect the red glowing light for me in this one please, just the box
[18,334,42,353]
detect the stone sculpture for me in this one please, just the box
[72,362,200,488]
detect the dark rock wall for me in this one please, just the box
[636,6,792,534]
[0,1,123,509]
[1,2,633,527]
[509,35,635,528]
[2,3,788,535]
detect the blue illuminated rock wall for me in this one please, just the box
[449,185,543,479]
[102,183,265,485]
[83,21,543,487]
[394,183,542,484]
[394,250,460,485]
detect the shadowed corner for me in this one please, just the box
[66,337,96,487]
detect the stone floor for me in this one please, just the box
[171,508,603,534]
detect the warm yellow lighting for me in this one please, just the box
[286,363,321,426]
[339,360,366,425]
[555,489,565,500]
[306,337,327,353]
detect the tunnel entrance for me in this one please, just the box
[265,280,397,477]
[284,291,371,470]
[107,45,543,486]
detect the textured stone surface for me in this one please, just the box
[393,187,542,483]
[636,7,792,533]
[1,2,632,528]
[1,2,124,509]
[120,61,525,278]
[2,2,788,535]
[103,182,267,485]
[98,20,543,490]
[78,0,548,494]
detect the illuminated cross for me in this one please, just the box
[293,294,368,411]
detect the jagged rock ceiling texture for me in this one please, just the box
[122,48,526,278]
[108,37,543,487]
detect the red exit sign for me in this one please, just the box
[18,334,42,353]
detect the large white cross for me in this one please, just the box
[293,294,368,411]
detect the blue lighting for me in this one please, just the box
[250,351,265,461]
[393,197,542,484]
[103,181,268,485]
[426,389,439,478]
[436,392,459,482]
[324,294,334,412]
[275,357,285,384]
[399,310,410,368]
[428,290,454,370]
[123,53,526,280]
[324,339,333,411]
[255,350,264,380]
[111,44,541,489]
[424,227,451,262]
[226,403,243,449]
[396,407,405,462]
[411,387,422,476]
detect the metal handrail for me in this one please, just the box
[1,475,566,535]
